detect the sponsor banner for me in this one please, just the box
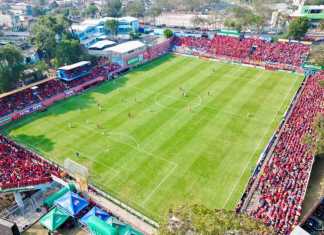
[127,55,144,65]
[64,89,74,97]
[19,103,43,116]
[0,115,12,126]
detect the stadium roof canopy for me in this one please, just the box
[119,224,143,235]
[80,206,111,225]
[54,191,89,216]
[58,61,91,71]
[40,207,70,232]
[43,184,75,208]
[89,40,116,50]
[106,41,145,54]
[86,215,118,235]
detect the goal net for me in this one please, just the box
[64,159,89,192]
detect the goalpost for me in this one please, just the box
[64,159,89,193]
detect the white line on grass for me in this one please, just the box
[222,75,300,208]
[141,163,178,206]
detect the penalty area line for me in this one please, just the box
[141,163,177,207]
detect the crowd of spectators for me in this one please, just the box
[0,135,61,189]
[0,63,120,117]
[0,62,121,190]
[246,71,324,234]
[174,36,309,67]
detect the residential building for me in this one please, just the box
[71,17,139,48]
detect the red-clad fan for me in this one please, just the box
[0,135,61,189]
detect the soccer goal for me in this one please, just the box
[64,159,89,193]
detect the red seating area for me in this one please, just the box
[249,72,324,234]
[0,135,61,189]
[0,89,40,116]
[174,36,310,67]
[0,63,120,117]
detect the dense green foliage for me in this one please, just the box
[305,0,324,5]
[314,114,324,156]
[3,55,302,220]
[0,45,25,93]
[320,20,324,31]
[102,0,122,17]
[224,6,265,32]
[105,19,119,36]
[31,15,86,67]
[125,0,145,17]
[84,3,98,18]
[287,17,310,40]
[53,39,84,67]
[163,29,173,38]
[159,204,274,234]
[308,45,324,67]
[31,15,72,61]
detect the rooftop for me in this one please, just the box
[106,41,145,54]
[89,40,116,50]
[58,61,91,71]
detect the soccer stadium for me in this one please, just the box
[0,32,323,235]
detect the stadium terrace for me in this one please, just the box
[0,34,323,235]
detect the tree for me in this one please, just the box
[146,3,162,25]
[313,114,324,157]
[0,45,25,93]
[102,0,122,17]
[31,15,72,62]
[287,17,310,40]
[163,29,173,38]
[191,15,208,28]
[225,6,265,32]
[159,204,274,234]
[53,39,84,67]
[33,60,49,78]
[129,31,141,40]
[308,45,324,67]
[125,0,145,17]
[105,19,119,37]
[224,19,242,32]
[31,6,46,17]
[84,4,98,18]
[320,20,324,31]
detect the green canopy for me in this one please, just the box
[87,215,118,235]
[118,225,143,235]
[40,207,70,232]
[43,184,76,208]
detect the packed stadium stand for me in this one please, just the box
[0,135,61,190]
[0,63,121,117]
[0,35,322,235]
[0,62,121,190]
[237,71,324,234]
[174,36,310,68]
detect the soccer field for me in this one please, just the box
[2,54,303,221]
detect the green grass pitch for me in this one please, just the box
[1,54,303,221]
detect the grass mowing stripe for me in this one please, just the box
[3,55,303,221]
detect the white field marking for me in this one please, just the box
[64,145,120,174]
[79,123,178,168]
[154,91,203,111]
[79,122,179,204]
[222,75,300,208]
[141,163,178,206]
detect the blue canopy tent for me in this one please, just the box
[80,206,110,225]
[54,192,89,217]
